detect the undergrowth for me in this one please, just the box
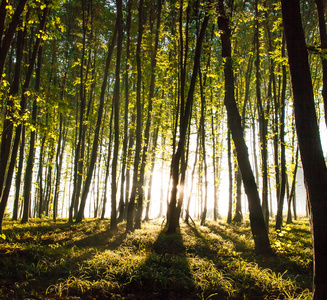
[0,217,312,299]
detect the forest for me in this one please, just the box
[0,0,327,298]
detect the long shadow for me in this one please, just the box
[1,219,130,299]
[205,223,253,254]
[184,223,221,260]
[205,222,312,292]
[70,222,127,249]
[121,228,197,299]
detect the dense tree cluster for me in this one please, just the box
[0,0,326,297]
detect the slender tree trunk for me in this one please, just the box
[37,136,46,217]
[167,2,210,234]
[117,0,133,223]
[254,0,269,229]
[218,0,271,254]
[43,142,54,217]
[287,148,299,224]
[126,0,145,232]
[144,124,160,221]
[12,126,25,221]
[101,106,113,220]
[200,71,208,226]
[281,0,327,297]
[276,41,287,231]
[227,130,233,224]
[21,46,43,223]
[75,19,118,223]
[233,55,252,223]
[185,128,199,224]
[53,115,66,221]
[69,0,88,222]
[110,0,123,231]
[134,0,162,229]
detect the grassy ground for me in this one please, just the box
[0,217,312,299]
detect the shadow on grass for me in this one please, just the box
[0,219,130,299]
[204,221,312,295]
[123,228,197,299]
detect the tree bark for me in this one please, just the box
[281,0,327,297]
[101,106,113,220]
[126,0,145,232]
[21,45,43,223]
[227,130,233,224]
[166,1,210,234]
[254,0,269,230]
[275,41,287,231]
[117,0,133,223]
[134,0,162,229]
[110,0,123,231]
[75,19,118,223]
[53,115,66,221]
[218,0,271,254]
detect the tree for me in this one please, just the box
[110,0,123,231]
[134,0,162,229]
[217,0,271,254]
[281,0,327,297]
[75,18,118,223]
[126,0,145,233]
[166,0,211,234]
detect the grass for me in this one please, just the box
[0,217,312,299]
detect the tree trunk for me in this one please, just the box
[287,148,299,224]
[227,130,233,224]
[69,0,89,222]
[185,127,199,224]
[110,0,123,231]
[21,45,43,223]
[281,0,327,297]
[126,0,145,232]
[75,19,118,223]
[117,0,133,223]
[101,106,113,220]
[12,126,26,221]
[134,0,162,229]
[53,115,66,221]
[254,0,269,230]
[275,41,287,231]
[218,0,271,254]
[200,71,208,226]
[144,124,160,221]
[36,136,46,217]
[166,2,210,234]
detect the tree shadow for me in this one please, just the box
[70,222,127,249]
[121,228,197,299]
[203,221,312,293]
[0,219,130,299]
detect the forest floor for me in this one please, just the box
[0,217,312,299]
